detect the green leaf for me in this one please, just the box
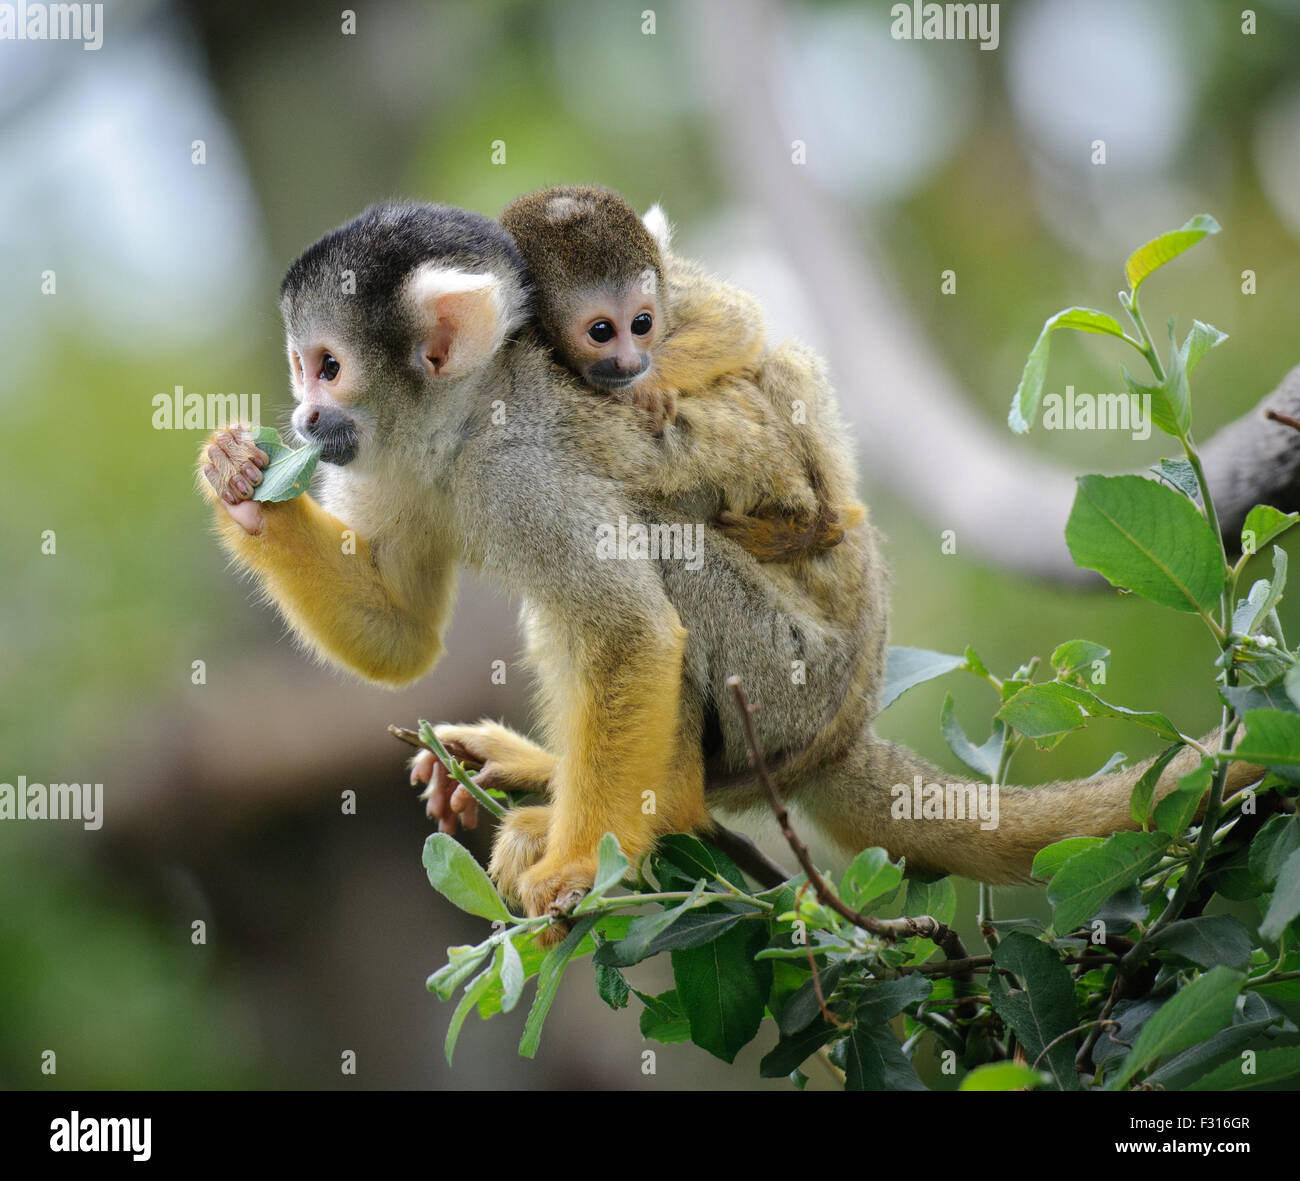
[939,694,1002,780]
[1047,831,1170,934]
[843,1022,927,1091]
[1187,1046,1300,1091]
[422,833,511,923]
[1150,456,1200,501]
[445,956,500,1066]
[519,916,597,1059]
[996,683,1085,743]
[1031,837,1104,881]
[596,912,745,966]
[1232,709,1300,766]
[1147,1016,1281,1089]
[987,932,1080,1090]
[1050,640,1111,681]
[904,875,957,925]
[1065,475,1225,614]
[1234,548,1288,637]
[1124,214,1221,294]
[840,847,902,913]
[778,963,845,1036]
[1260,846,1300,942]
[880,647,965,712]
[590,881,709,967]
[498,934,525,1013]
[1147,915,1252,969]
[1249,814,1300,888]
[1152,757,1212,840]
[959,1062,1046,1091]
[1130,744,1186,828]
[573,833,630,911]
[672,920,770,1063]
[635,989,691,1044]
[249,429,322,503]
[1110,966,1245,1088]
[592,933,630,1010]
[998,681,1180,744]
[654,833,746,890]
[1242,505,1299,556]
[427,942,493,1000]
[1008,307,1132,434]
[1222,682,1296,716]
[854,974,933,1024]
[759,1016,840,1078]
[1180,319,1228,380]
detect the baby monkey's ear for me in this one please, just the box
[406,265,506,379]
[642,204,673,252]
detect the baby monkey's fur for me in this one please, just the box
[500,185,861,563]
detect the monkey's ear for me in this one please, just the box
[406,265,507,379]
[643,204,673,252]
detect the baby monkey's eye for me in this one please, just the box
[631,313,653,336]
[587,320,615,344]
[320,354,341,381]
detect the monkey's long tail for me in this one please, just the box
[798,735,1263,885]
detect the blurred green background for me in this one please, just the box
[3,0,1300,1089]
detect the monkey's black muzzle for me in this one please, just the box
[293,404,359,466]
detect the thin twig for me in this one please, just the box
[726,677,966,957]
[1265,408,1300,433]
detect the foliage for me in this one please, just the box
[419,217,1300,1089]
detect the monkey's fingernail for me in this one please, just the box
[254,449,270,465]
[234,477,250,496]
[243,463,263,484]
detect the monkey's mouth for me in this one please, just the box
[295,423,359,466]
[591,371,646,392]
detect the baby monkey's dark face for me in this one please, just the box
[558,281,662,393]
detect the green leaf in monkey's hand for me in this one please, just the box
[1065,475,1224,614]
[250,427,322,502]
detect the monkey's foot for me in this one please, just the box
[488,805,553,901]
[517,854,598,946]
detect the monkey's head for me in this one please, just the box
[499,185,668,396]
[279,203,529,467]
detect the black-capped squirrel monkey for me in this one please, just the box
[499,185,864,564]
[198,199,1259,939]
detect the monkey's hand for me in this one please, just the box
[622,376,679,436]
[718,499,866,563]
[197,425,270,536]
[411,721,556,833]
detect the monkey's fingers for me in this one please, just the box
[419,760,479,832]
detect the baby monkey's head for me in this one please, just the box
[500,185,669,394]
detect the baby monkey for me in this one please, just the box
[499,184,861,562]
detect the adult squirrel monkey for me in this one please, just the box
[198,200,1259,936]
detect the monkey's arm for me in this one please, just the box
[640,252,767,407]
[199,428,454,687]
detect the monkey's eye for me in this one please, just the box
[320,354,340,381]
[631,313,653,336]
[587,320,615,344]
